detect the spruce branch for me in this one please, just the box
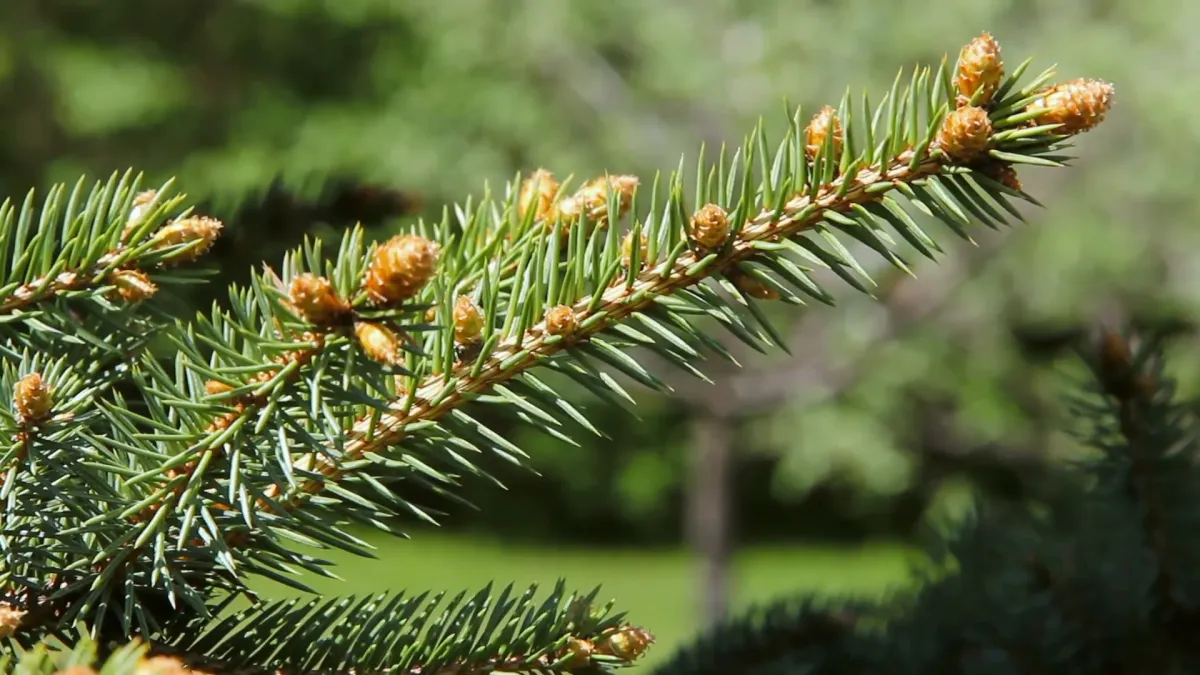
[0,173,221,318]
[5,584,653,675]
[261,36,1114,521]
[1,32,1119,675]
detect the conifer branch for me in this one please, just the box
[0,175,221,317]
[261,38,1114,522]
[1,32,1121,675]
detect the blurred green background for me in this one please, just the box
[1,0,1193,668]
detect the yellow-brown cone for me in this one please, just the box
[728,269,780,300]
[111,269,158,303]
[123,189,159,240]
[557,175,639,227]
[289,273,348,326]
[979,160,1022,191]
[150,216,223,263]
[1026,78,1115,134]
[453,295,484,345]
[596,625,655,662]
[560,638,595,668]
[0,603,25,639]
[622,231,649,270]
[204,379,235,397]
[364,234,439,306]
[14,372,53,424]
[954,32,1004,108]
[690,203,730,250]
[517,169,561,222]
[937,106,993,162]
[545,305,578,337]
[355,321,403,365]
[804,105,844,159]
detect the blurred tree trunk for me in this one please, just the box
[686,409,735,626]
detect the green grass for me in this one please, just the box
[249,532,919,670]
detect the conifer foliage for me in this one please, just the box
[0,34,1114,674]
[653,324,1200,675]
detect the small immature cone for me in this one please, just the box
[728,268,780,300]
[452,295,484,345]
[111,269,158,302]
[355,321,403,365]
[804,105,844,159]
[0,603,25,638]
[560,638,595,668]
[204,379,235,396]
[123,189,159,240]
[979,160,1022,191]
[545,305,578,337]
[596,625,655,662]
[150,216,223,263]
[954,32,1004,108]
[690,203,730,250]
[364,234,439,306]
[289,273,348,325]
[14,372,53,423]
[621,231,649,270]
[517,169,561,222]
[937,106,993,162]
[1026,78,1115,134]
[556,175,639,227]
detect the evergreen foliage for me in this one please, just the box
[0,34,1116,674]
[654,325,1200,675]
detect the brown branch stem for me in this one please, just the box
[258,148,946,513]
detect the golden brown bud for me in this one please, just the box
[545,305,579,337]
[690,203,730,250]
[364,234,439,306]
[288,273,348,325]
[123,189,159,240]
[936,106,993,162]
[110,269,158,303]
[0,603,25,639]
[621,231,649,270]
[1026,78,1115,134]
[728,269,780,300]
[355,321,402,365]
[204,379,235,397]
[805,105,844,159]
[557,175,639,227]
[596,625,654,662]
[453,295,484,345]
[979,161,1022,192]
[14,372,53,424]
[517,169,561,222]
[954,32,1004,107]
[150,216,223,263]
[560,637,595,668]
